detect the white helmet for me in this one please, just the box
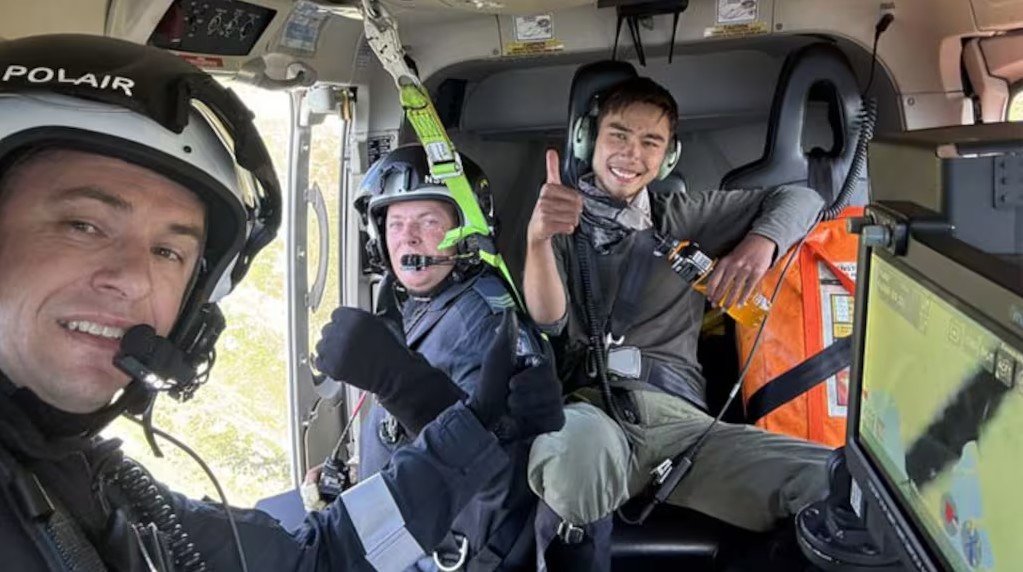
[0,34,281,405]
[354,144,496,276]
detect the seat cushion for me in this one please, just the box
[611,502,754,571]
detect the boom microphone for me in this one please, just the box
[400,253,458,270]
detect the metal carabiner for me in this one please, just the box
[360,0,418,84]
[605,332,625,348]
[432,535,469,572]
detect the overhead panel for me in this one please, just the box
[148,0,278,56]
[386,0,592,15]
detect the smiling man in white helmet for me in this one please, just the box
[0,34,562,572]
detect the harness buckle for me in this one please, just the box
[651,459,673,485]
[433,535,469,571]
[378,415,403,445]
[604,332,624,348]
[556,521,585,544]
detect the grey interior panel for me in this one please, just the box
[460,50,783,136]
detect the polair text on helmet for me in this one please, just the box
[1,65,135,97]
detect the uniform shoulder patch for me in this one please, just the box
[471,275,516,314]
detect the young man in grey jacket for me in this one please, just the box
[522,76,832,571]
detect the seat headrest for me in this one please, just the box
[648,171,687,196]
[720,43,869,207]
[563,60,638,186]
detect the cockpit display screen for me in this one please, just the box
[859,254,1023,571]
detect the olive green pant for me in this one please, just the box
[527,389,831,532]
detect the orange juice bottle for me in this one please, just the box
[691,280,770,328]
[654,235,771,329]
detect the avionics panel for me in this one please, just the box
[855,248,1023,571]
[148,0,277,57]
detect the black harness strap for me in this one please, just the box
[607,229,659,339]
[462,503,538,572]
[0,443,108,572]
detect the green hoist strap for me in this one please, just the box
[362,6,523,307]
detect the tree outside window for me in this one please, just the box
[1009,86,1023,121]
[103,81,293,508]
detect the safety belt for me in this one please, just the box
[467,503,537,572]
[807,149,836,206]
[745,335,853,423]
[745,235,858,423]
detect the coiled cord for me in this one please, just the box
[108,459,208,572]
[822,97,878,221]
[110,416,250,572]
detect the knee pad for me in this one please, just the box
[527,405,631,524]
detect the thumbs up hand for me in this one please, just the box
[527,149,584,245]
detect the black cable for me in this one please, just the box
[668,11,681,64]
[626,16,647,67]
[678,221,813,458]
[122,414,249,572]
[142,399,165,458]
[574,232,630,427]
[863,13,894,96]
[612,14,624,61]
[618,214,822,526]
[820,13,891,223]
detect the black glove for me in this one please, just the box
[504,357,565,440]
[468,311,566,440]
[314,307,465,435]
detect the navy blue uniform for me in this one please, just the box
[360,271,542,571]
[0,372,508,572]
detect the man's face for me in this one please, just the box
[385,199,458,294]
[591,102,673,202]
[0,150,205,413]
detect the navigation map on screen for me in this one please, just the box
[859,254,1023,571]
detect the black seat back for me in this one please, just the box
[648,171,687,196]
[721,43,869,207]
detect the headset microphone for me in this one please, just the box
[114,325,196,394]
[400,253,475,271]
